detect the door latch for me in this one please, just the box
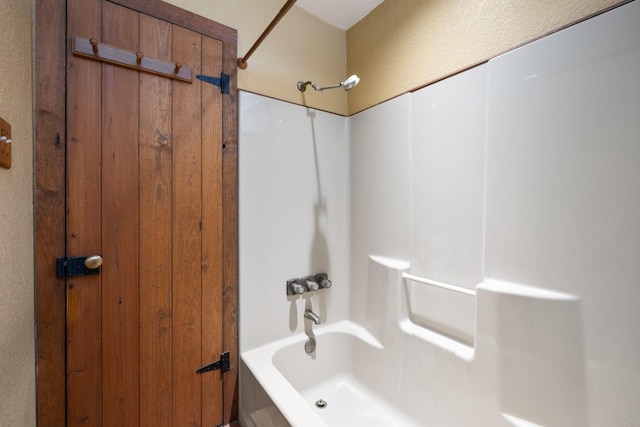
[196,351,230,374]
[56,255,103,278]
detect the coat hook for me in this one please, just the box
[90,38,99,53]
[136,51,144,65]
[174,62,182,74]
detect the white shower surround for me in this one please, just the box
[239,2,640,425]
[241,258,586,427]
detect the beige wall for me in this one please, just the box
[347,0,623,114]
[164,0,349,115]
[165,0,624,116]
[0,0,35,426]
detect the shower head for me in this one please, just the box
[341,74,360,91]
[297,74,360,92]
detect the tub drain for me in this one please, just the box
[315,399,328,409]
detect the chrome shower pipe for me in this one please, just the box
[297,81,320,92]
[297,74,360,92]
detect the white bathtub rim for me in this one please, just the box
[241,320,383,427]
[243,340,325,427]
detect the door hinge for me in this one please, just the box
[56,256,102,278]
[196,351,230,374]
[196,73,230,94]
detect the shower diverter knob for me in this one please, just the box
[302,276,319,292]
[287,278,305,296]
[315,273,332,289]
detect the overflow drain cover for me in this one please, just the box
[315,399,328,409]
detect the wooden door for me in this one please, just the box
[60,0,236,425]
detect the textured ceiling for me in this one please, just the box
[296,0,385,30]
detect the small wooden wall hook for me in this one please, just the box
[90,38,99,53]
[0,116,12,169]
[136,51,144,65]
[174,62,182,74]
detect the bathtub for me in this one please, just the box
[241,320,425,427]
[240,256,589,427]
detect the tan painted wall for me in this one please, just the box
[166,0,624,116]
[164,0,349,115]
[0,0,36,426]
[347,0,624,114]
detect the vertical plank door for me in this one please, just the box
[64,0,232,425]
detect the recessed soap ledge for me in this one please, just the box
[478,278,579,300]
[365,254,583,365]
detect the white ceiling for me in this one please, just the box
[296,0,385,31]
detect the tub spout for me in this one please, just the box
[304,309,321,325]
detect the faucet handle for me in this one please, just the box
[315,273,332,289]
[287,278,304,296]
[302,276,319,292]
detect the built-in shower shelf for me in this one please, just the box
[399,318,475,360]
[401,272,477,347]
[402,273,476,296]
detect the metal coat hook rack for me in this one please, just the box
[0,116,12,169]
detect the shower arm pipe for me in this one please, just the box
[237,0,297,70]
[297,81,341,91]
[313,82,342,91]
[402,273,476,297]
